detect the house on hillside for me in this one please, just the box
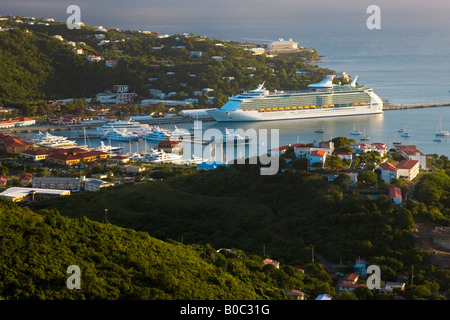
[378,162,398,183]
[307,149,327,170]
[263,258,280,269]
[389,186,403,205]
[396,159,419,181]
[395,145,426,169]
[336,273,367,292]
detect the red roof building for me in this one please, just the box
[396,159,420,181]
[389,186,402,205]
[0,134,32,154]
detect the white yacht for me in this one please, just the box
[31,131,77,148]
[207,75,383,122]
[101,128,139,141]
[94,141,122,153]
[96,119,152,136]
[186,155,208,165]
[171,126,191,141]
[150,150,184,164]
[143,127,172,141]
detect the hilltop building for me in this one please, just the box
[267,38,300,54]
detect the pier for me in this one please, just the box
[383,102,450,110]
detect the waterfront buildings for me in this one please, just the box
[0,117,36,128]
[0,133,32,154]
[20,147,110,166]
[0,187,70,202]
[32,176,114,192]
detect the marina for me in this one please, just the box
[8,105,450,163]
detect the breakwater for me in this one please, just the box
[383,102,450,110]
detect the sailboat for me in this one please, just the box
[401,128,412,137]
[314,123,325,133]
[392,132,402,145]
[350,123,362,135]
[435,116,449,136]
[360,127,370,141]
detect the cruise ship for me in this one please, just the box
[206,75,383,122]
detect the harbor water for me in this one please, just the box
[16,106,450,161]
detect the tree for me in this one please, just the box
[325,155,343,172]
[357,170,378,187]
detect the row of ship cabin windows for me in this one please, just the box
[254,102,367,112]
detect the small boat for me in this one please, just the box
[94,141,122,153]
[186,155,208,165]
[393,141,402,145]
[360,127,370,141]
[314,123,325,133]
[401,132,412,137]
[434,138,443,142]
[212,128,251,145]
[350,123,362,135]
[435,116,449,136]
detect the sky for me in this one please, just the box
[2,0,450,34]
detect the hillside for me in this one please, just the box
[1,196,333,300]
[37,164,450,299]
[0,16,334,111]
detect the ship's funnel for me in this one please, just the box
[349,75,359,87]
[307,75,335,89]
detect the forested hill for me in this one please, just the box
[0,197,331,300]
[0,16,333,109]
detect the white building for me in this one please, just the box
[396,159,420,181]
[267,38,300,54]
[379,162,399,183]
[0,187,70,202]
[395,145,427,169]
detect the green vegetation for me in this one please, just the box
[1,197,332,300]
[0,16,333,114]
[34,163,450,299]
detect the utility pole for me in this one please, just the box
[311,246,314,264]
[103,208,109,224]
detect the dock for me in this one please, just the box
[383,102,450,110]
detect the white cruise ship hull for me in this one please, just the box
[207,105,383,122]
